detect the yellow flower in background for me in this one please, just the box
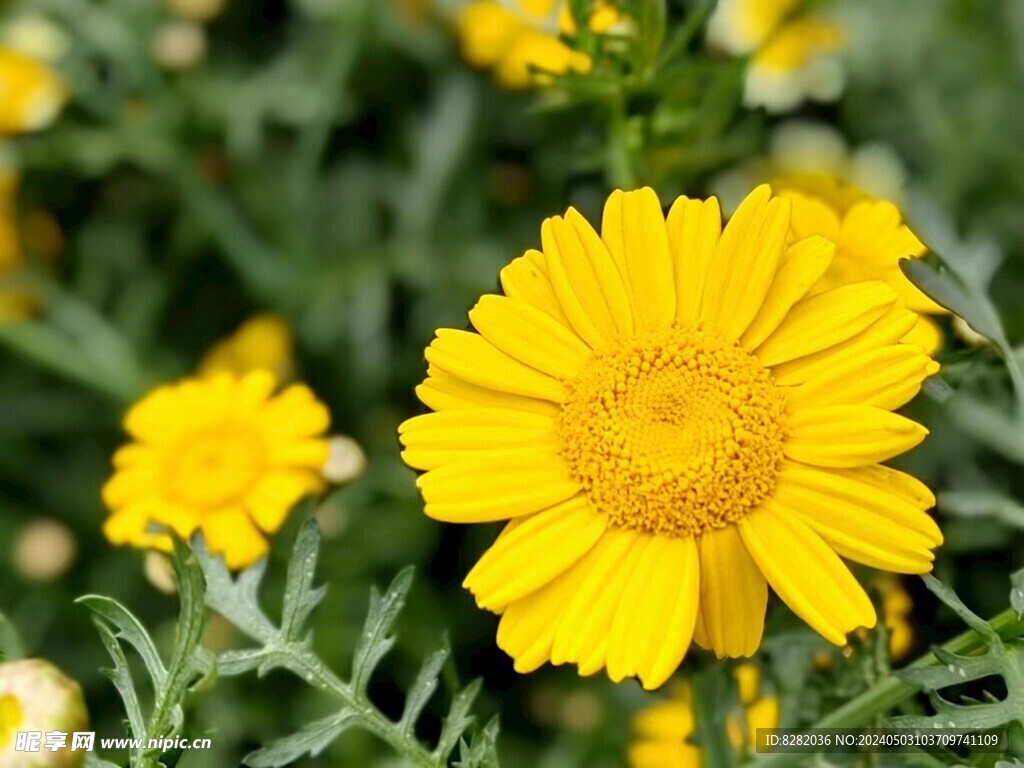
[0,659,88,766]
[628,664,779,767]
[880,575,914,661]
[198,313,296,382]
[400,185,942,689]
[713,122,945,352]
[0,166,32,321]
[457,0,621,89]
[103,371,330,569]
[0,45,66,134]
[707,0,845,113]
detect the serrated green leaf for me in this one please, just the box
[398,640,449,736]
[195,534,276,642]
[243,712,356,767]
[85,755,122,768]
[77,595,167,690]
[92,617,146,741]
[350,567,413,695]
[281,518,327,642]
[454,715,501,768]
[923,575,999,642]
[901,259,1004,345]
[436,678,482,762]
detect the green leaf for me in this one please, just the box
[940,489,1024,528]
[243,712,356,767]
[350,567,413,696]
[76,595,168,690]
[398,640,449,736]
[195,534,276,642]
[85,755,123,768]
[92,617,147,741]
[922,575,998,642]
[636,0,667,70]
[454,716,501,768]
[436,678,483,762]
[281,518,327,643]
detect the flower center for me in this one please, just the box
[0,694,22,747]
[557,325,787,537]
[165,427,265,509]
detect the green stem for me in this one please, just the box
[285,650,440,768]
[607,93,637,189]
[754,608,1024,767]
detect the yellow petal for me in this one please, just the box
[601,188,676,330]
[416,366,561,417]
[769,304,918,385]
[425,328,566,402]
[417,447,579,522]
[781,463,941,544]
[740,235,834,351]
[775,466,939,573]
[786,345,937,411]
[499,249,572,327]
[469,294,592,379]
[627,740,703,768]
[495,570,572,674]
[755,281,899,367]
[399,408,556,470]
[550,528,645,674]
[201,508,269,569]
[702,186,792,340]
[667,195,722,326]
[609,535,700,690]
[632,697,695,740]
[245,469,324,533]
[695,525,767,658]
[739,503,876,645]
[785,405,928,467]
[463,496,605,611]
[901,314,943,353]
[542,210,633,347]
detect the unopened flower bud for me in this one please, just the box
[12,518,76,582]
[0,659,88,767]
[321,435,366,485]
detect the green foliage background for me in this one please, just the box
[2,0,1024,765]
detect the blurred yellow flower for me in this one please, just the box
[198,313,296,382]
[0,659,88,766]
[628,664,779,767]
[0,45,66,134]
[708,0,845,113]
[103,371,330,569]
[457,0,621,89]
[0,167,32,321]
[713,123,944,353]
[880,575,914,661]
[401,185,942,689]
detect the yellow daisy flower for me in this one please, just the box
[628,664,779,767]
[198,313,296,382]
[707,0,845,113]
[400,185,942,689]
[0,45,66,134]
[713,124,944,352]
[457,0,621,89]
[103,371,331,569]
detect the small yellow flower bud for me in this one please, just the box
[0,659,88,767]
[143,552,177,595]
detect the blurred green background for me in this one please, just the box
[1,0,1024,765]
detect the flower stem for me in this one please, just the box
[754,607,1024,767]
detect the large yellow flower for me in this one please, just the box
[400,185,942,689]
[103,371,331,569]
[628,664,779,767]
[707,0,845,113]
[0,45,66,134]
[457,0,621,89]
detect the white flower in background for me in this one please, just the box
[707,0,846,113]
